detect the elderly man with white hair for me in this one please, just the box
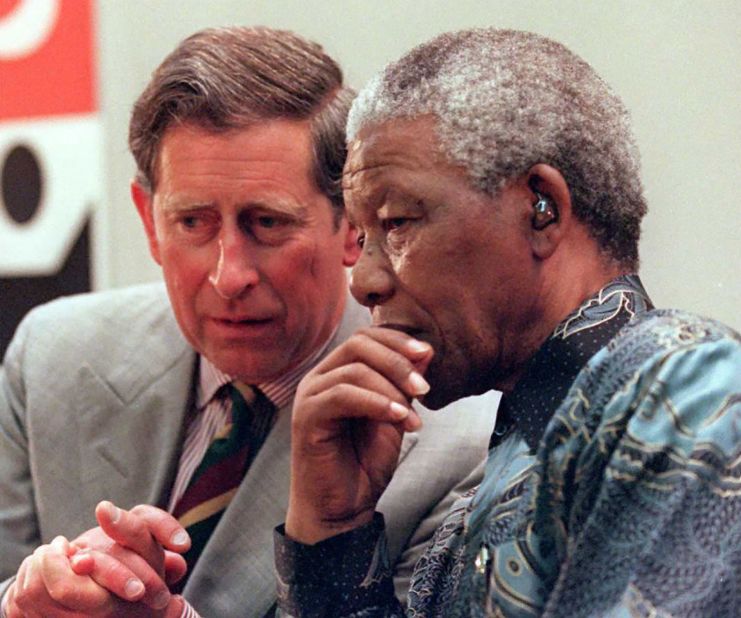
[275,28,741,617]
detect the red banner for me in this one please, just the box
[0,0,97,120]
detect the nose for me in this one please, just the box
[208,229,260,300]
[349,244,395,308]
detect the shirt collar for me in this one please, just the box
[197,324,339,411]
[492,274,653,451]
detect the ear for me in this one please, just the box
[131,180,162,266]
[341,220,361,267]
[525,164,573,260]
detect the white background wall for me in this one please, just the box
[95,0,740,330]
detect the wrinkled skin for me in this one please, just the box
[3,502,188,617]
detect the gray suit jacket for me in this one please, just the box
[0,283,498,616]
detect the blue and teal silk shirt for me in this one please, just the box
[275,276,741,617]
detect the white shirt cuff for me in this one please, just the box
[1,588,9,618]
[180,599,202,618]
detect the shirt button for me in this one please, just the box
[475,545,490,575]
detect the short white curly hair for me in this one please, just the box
[347,28,646,268]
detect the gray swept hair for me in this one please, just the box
[347,28,647,268]
[129,26,354,225]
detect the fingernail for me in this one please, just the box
[23,563,34,590]
[153,590,171,609]
[96,500,121,524]
[406,339,431,354]
[406,371,430,395]
[389,401,410,420]
[104,501,120,524]
[125,578,144,600]
[70,542,89,555]
[171,530,189,547]
[406,412,423,432]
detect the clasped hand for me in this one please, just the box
[4,501,190,617]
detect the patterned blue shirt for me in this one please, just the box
[275,276,741,617]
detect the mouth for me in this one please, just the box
[215,317,273,325]
[209,316,278,333]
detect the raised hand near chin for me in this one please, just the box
[286,327,433,545]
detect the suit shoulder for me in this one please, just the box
[7,283,190,378]
[22,282,172,330]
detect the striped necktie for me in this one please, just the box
[171,382,277,589]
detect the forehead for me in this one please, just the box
[343,116,476,213]
[154,119,316,195]
[344,116,440,180]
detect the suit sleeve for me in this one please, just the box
[0,314,41,590]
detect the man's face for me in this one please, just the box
[344,117,541,407]
[134,120,357,382]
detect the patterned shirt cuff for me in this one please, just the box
[274,513,394,615]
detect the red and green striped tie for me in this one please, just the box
[172,382,276,590]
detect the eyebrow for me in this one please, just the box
[159,195,309,218]
[157,194,212,211]
[244,200,310,225]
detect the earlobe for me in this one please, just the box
[342,221,361,267]
[131,180,162,266]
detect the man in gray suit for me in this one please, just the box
[0,26,495,617]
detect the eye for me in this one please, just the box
[244,210,298,245]
[383,217,411,232]
[356,232,366,248]
[181,215,202,229]
[177,213,210,231]
[256,215,282,229]
[171,210,218,243]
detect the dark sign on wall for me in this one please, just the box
[0,0,102,357]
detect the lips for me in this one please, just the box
[214,316,273,325]
[207,315,280,338]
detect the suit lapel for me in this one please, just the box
[74,338,195,519]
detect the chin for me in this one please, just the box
[206,353,269,382]
[417,384,462,410]
[419,361,472,410]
